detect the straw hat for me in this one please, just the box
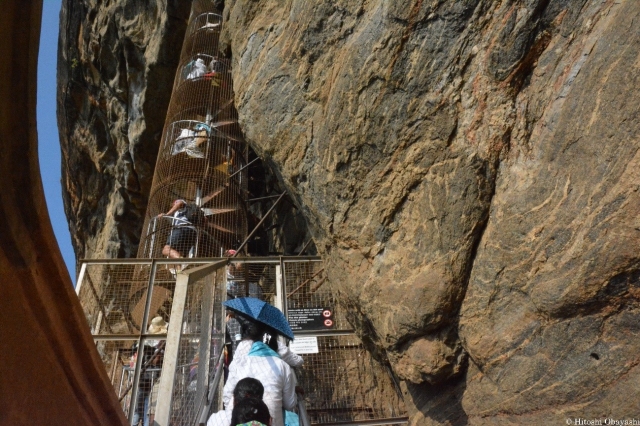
[148,316,168,334]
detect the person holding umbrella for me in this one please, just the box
[222,297,297,426]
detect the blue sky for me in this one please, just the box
[38,0,75,283]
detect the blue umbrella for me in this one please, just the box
[223,297,295,340]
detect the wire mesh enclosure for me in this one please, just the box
[77,262,170,335]
[76,259,226,426]
[163,266,227,426]
[282,260,408,424]
[296,335,407,425]
[77,258,408,425]
[226,260,278,302]
[138,0,247,260]
[283,260,348,330]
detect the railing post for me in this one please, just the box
[154,260,227,426]
[195,271,214,413]
[75,262,87,294]
[275,260,284,313]
[128,260,158,424]
[154,270,189,426]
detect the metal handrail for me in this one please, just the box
[196,347,226,426]
[190,12,222,35]
[298,390,312,426]
[78,256,322,265]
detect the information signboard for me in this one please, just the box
[289,336,319,354]
[288,307,334,331]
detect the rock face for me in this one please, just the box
[57,0,192,262]
[58,0,640,423]
[219,0,640,423]
[57,0,314,262]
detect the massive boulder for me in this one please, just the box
[57,0,640,423]
[220,0,640,423]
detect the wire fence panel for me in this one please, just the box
[283,260,408,425]
[78,257,407,425]
[92,336,165,423]
[283,260,349,331]
[78,263,166,335]
[295,335,406,424]
[93,338,138,414]
[167,269,226,426]
[227,260,277,302]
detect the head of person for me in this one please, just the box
[234,313,281,352]
[148,316,168,334]
[233,377,264,402]
[224,249,242,275]
[230,397,271,426]
[235,313,267,342]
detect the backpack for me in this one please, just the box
[183,202,205,225]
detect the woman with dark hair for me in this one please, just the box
[207,378,264,426]
[230,398,271,426]
[222,313,296,426]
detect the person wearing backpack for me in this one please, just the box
[158,199,199,268]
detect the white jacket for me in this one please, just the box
[223,341,297,426]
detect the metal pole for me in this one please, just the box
[248,194,286,202]
[94,311,103,335]
[296,238,313,256]
[274,263,284,312]
[146,217,157,259]
[109,348,120,383]
[195,272,214,414]
[232,191,286,256]
[151,260,226,425]
[118,367,126,400]
[280,257,288,315]
[227,156,259,179]
[75,262,87,294]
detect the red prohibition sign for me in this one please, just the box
[322,310,332,318]
[324,319,334,327]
